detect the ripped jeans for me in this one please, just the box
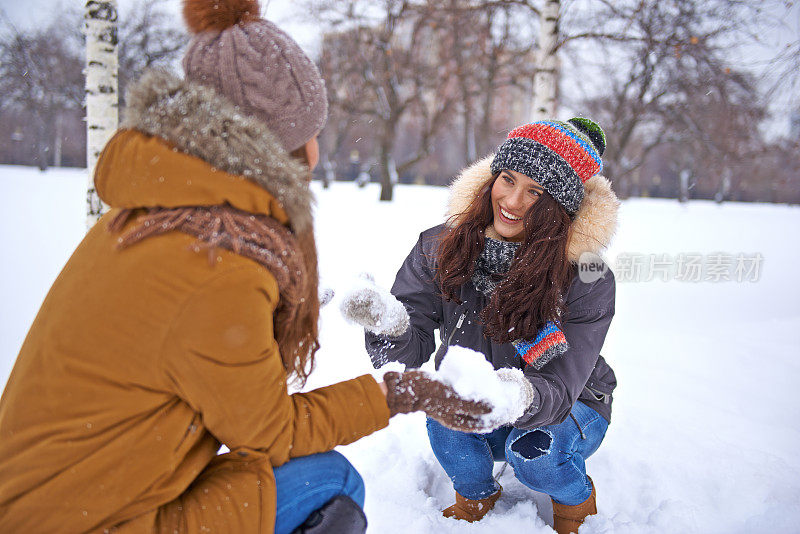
[426,401,609,506]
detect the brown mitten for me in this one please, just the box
[383,371,491,432]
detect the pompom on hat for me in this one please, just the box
[490,118,607,214]
[182,0,328,152]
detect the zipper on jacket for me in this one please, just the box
[445,312,467,349]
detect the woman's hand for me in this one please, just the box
[382,371,491,432]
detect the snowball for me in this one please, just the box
[436,346,528,430]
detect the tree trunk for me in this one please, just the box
[54,113,63,168]
[453,5,476,164]
[85,0,119,230]
[462,96,476,163]
[478,40,498,157]
[531,0,560,120]
[378,122,397,201]
[322,157,334,189]
[378,147,397,201]
[35,117,49,172]
[679,169,690,203]
[715,166,731,204]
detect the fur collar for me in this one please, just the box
[446,155,619,263]
[121,69,313,233]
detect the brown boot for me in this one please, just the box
[551,476,597,534]
[442,487,501,522]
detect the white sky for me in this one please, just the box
[0,0,320,51]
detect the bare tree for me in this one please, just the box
[0,11,83,170]
[438,1,539,161]
[317,1,464,200]
[316,106,354,188]
[762,2,800,138]
[117,0,186,100]
[315,0,550,197]
[0,0,185,172]
[560,0,776,199]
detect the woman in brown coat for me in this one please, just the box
[0,1,488,532]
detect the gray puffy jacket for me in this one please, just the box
[365,225,616,429]
[365,155,621,429]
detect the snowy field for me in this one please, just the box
[1,164,799,533]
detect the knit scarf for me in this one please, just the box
[108,206,307,305]
[472,235,570,370]
[471,236,520,296]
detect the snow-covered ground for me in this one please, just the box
[1,164,799,533]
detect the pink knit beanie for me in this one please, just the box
[182,0,328,152]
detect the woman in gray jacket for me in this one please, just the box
[360,119,620,533]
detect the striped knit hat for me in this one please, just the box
[490,118,606,214]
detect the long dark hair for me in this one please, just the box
[435,174,575,343]
[276,224,320,386]
[278,144,319,386]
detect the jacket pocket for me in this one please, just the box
[583,356,616,404]
[582,378,614,404]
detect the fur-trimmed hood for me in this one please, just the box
[446,154,620,263]
[111,69,313,232]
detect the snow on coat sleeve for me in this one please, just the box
[162,266,390,465]
[514,270,616,430]
[365,231,443,368]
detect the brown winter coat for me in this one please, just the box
[0,70,390,533]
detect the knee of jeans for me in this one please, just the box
[324,451,365,507]
[426,416,451,439]
[506,429,554,464]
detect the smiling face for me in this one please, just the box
[490,169,545,241]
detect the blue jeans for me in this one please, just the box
[427,401,609,506]
[273,450,365,534]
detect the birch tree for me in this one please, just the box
[85,0,119,229]
[531,0,559,120]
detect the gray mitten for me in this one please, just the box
[340,274,410,337]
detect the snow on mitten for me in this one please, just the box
[383,370,491,432]
[340,274,410,337]
[490,368,537,426]
[434,347,539,432]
